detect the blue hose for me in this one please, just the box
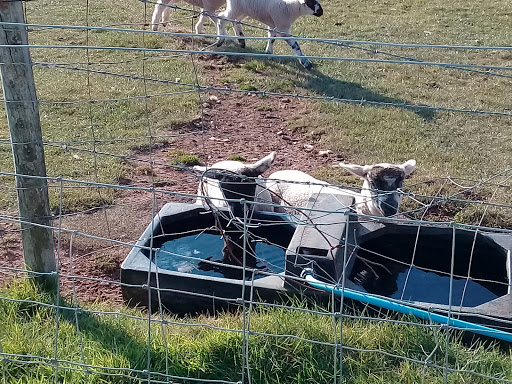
[303,270,512,342]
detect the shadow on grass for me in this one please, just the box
[55,299,240,382]
[0,281,241,383]
[210,43,436,121]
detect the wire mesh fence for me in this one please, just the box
[1,0,512,382]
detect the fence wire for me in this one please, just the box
[1,0,512,383]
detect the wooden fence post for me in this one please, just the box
[0,0,56,282]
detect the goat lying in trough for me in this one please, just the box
[266,160,416,217]
[215,0,323,69]
[151,0,225,34]
[193,152,276,215]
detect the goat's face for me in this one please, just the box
[340,160,416,217]
[301,0,323,17]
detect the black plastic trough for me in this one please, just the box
[121,194,512,330]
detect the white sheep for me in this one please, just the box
[193,152,276,213]
[266,160,416,217]
[151,0,225,34]
[215,0,323,69]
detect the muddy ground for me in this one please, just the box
[0,81,348,305]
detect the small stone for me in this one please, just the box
[318,150,332,157]
[208,137,229,142]
[304,144,314,151]
[175,77,181,82]
[202,102,210,108]
[276,130,284,135]
[209,95,220,103]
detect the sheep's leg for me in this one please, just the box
[215,11,229,46]
[233,21,245,49]
[265,28,277,54]
[216,9,244,47]
[280,31,313,70]
[206,12,220,31]
[151,0,169,30]
[195,10,206,34]
[151,0,173,31]
[161,1,172,26]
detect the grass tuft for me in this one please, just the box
[227,154,247,162]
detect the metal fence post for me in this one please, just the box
[0,0,56,282]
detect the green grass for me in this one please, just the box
[1,280,512,384]
[0,0,510,221]
[174,154,201,166]
[0,0,201,211]
[166,150,202,166]
[209,0,512,178]
[206,0,512,227]
[228,154,247,162]
[1,1,512,382]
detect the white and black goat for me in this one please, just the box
[215,0,323,69]
[193,152,276,215]
[151,0,225,34]
[266,160,416,217]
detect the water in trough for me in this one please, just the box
[390,267,499,307]
[353,230,508,308]
[155,233,286,279]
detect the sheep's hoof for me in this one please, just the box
[302,61,314,70]
[237,39,246,49]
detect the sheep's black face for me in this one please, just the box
[367,167,405,217]
[203,169,258,217]
[305,0,323,16]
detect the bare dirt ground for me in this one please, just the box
[0,68,347,306]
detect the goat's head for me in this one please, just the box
[300,0,323,17]
[339,160,416,217]
[194,152,276,216]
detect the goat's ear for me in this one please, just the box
[246,152,276,176]
[400,159,416,177]
[193,165,207,172]
[339,163,370,179]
